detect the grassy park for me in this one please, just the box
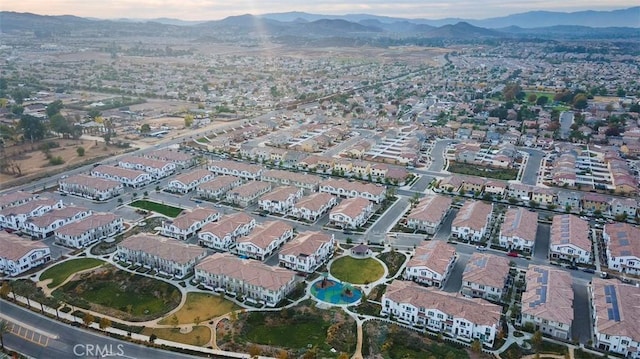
[142,326,211,346]
[40,258,105,288]
[54,266,181,320]
[159,292,239,325]
[330,257,385,284]
[130,200,183,217]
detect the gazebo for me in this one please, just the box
[351,243,371,258]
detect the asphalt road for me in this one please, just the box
[533,223,550,261]
[409,174,434,193]
[571,277,593,343]
[519,148,544,186]
[428,139,455,172]
[0,300,199,359]
[442,252,470,293]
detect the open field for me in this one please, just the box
[0,138,124,190]
[142,326,211,346]
[330,257,385,284]
[158,292,240,325]
[130,200,183,217]
[40,258,105,288]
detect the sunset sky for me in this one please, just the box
[2,1,638,21]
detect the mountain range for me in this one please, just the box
[0,7,638,42]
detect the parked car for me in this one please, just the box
[476,246,487,251]
[582,268,595,274]
[507,251,518,258]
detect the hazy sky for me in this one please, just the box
[3,1,637,21]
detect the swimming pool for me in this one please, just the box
[310,278,362,305]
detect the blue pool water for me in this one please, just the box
[310,279,362,305]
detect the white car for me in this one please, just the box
[475,246,487,251]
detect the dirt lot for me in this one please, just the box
[0,138,123,189]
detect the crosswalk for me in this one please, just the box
[6,320,50,347]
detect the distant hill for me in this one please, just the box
[0,9,637,42]
[261,7,640,28]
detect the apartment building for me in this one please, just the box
[58,174,123,201]
[208,160,264,181]
[161,207,220,240]
[0,198,64,231]
[21,206,92,239]
[258,186,303,214]
[451,200,493,242]
[235,221,294,261]
[319,178,386,203]
[167,169,214,194]
[54,213,123,249]
[198,212,256,250]
[406,195,452,235]
[521,266,573,340]
[499,207,538,253]
[329,197,374,229]
[604,222,640,275]
[225,181,272,207]
[195,253,297,307]
[549,215,592,264]
[461,253,510,302]
[403,241,456,288]
[278,231,335,273]
[260,169,321,192]
[291,193,337,222]
[0,191,38,211]
[117,233,207,278]
[91,165,152,188]
[196,175,242,200]
[144,149,195,169]
[0,232,51,276]
[118,156,176,179]
[382,280,501,346]
[590,278,640,359]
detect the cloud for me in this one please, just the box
[4,0,638,21]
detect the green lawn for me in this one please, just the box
[40,258,105,288]
[142,326,211,346]
[448,161,518,181]
[243,312,329,348]
[55,266,181,320]
[330,257,385,284]
[130,200,183,217]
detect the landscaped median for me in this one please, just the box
[130,200,183,218]
[40,258,106,288]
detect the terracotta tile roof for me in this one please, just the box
[462,253,510,289]
[55,213,120,236]
[522,265,574,325]
[550,214,590,252]
[501,207,538,243]
[92,165,148,180]
[0,198,60,216]
[237,221,292,249]
[200,212,254,238]
[227,181,271,197]
[209,160,264,175]
[384,280,501,326]
[120,155,173,169]
[168,208,218,231]
[452,200,492,232]
[26,206,89,228]
[591,278,640,339]
[262,169,321,186]
[118,233,206,264]
[322,178,386,196]
[196,252,296,291]
[0,191,37,208]
[330,197,371,219]
[60,174,121,191]
[294,193,336,212]
[604,222,640,258]
[171,169,212,186]
[406,241,456,276]
[197,176,240,191]
[0,232,49,261]
[259,186,300,202]
[279,231,333,257]
[407,195,452,223]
